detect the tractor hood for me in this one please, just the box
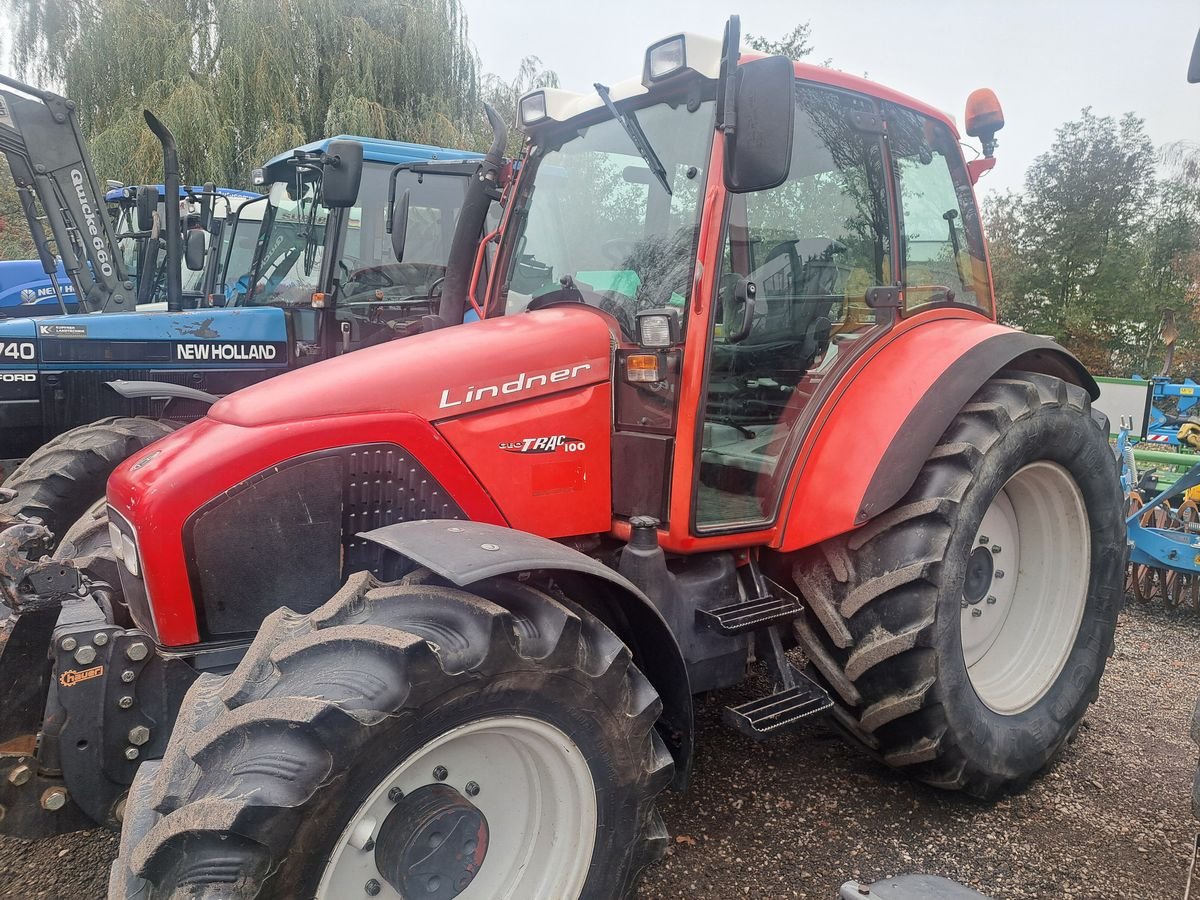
[210,306,617,427]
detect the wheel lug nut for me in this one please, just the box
[388,786,403,802]
[987,595,997,604]
[365,878,381,896]
[465,781,480,797]
[991,545,1001,554]
[971,608,982,618]
[433,765,448,781]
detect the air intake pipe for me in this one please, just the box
[143,110,183,312]
[436,102,507,328]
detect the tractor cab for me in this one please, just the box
[224,137,488,356]
[488,28,1005,543]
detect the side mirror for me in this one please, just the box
[389,190,411,263]
[200,181,215,230]
[136,186,158,232]
[321,139,363,208]
[723,56,795,194]
[1189,28,1200,83]
[965,88,1005,158]
[184,229,206,271]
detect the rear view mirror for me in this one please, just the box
[136,186,158,232]
[200,181,215,230]
[321,139,363,208]
[723,56,795,194]
[184,229,206,271]
[389,190,411,263]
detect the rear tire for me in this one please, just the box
[112,569,672,899]
[791,372,1125,798]
[0,417,176,550]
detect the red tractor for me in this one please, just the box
[8,19,1126,898]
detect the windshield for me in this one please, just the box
[111,197,227,301]
[501,98,715,336]
[231,161,474,309]
[339,164,470,307]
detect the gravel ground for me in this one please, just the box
[2,600,1198,899]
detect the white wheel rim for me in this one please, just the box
[960,461,1090,715]
[317,715,597,899]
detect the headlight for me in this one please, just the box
[636,308,680,348]
[644,35,686,83]
[108,521,124,560]
[122,533,139,577]
[519,91,547,128]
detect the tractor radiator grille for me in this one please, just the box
[185,443,463,640]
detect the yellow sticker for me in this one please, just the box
[1182,387,1195,396]
[59,665,104,688]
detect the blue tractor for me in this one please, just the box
[0,101,505,562]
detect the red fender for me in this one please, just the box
[772,310,1096,552]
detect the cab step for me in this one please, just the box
[722,668,833,740]
[696,592,802,636]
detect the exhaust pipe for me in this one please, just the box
[436,102,507,328]
[143,110,183,312]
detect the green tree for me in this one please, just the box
[3,0,484,187]
[480,55,559,155]
[746,23,815,60]
[985,108,1164,373]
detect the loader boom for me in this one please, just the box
[0,74,135,313]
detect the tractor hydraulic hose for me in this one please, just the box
[144,110,183,312]
[437,102,507,328]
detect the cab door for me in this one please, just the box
[691,82,897,533]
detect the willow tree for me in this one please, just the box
[3,0,483,187]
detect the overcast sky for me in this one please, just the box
[464,0,1199,201]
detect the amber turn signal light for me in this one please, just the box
[626,353,661,383]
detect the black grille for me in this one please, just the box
[185,443,464,640]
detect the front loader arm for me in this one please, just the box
[0,75,135,313]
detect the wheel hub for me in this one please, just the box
[373,783,489,899]
[962,546,995,605]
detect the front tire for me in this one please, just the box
[791,372,1125,798]
[112,569,672,899]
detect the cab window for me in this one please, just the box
[885,104,990,314]
[695,84,893,529]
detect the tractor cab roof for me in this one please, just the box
[104,185,261,203]
[516,31,957,137]
[259,136,482,185]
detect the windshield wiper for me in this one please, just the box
[593,82,672,197]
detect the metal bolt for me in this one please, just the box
[362,838,375,852]
[365,879,381,896]
[121,670,136,683]
[126,642,149,661]
[124,747,139,761]
[74,646,97,665]
[61,637,77,652]
[41,787,67,811]
[446,526,464,533]
[8,764,32,786]
[118,696,134,710]
[465,781,480,797]
[978,535,989,545]
[971,608,982,618]
[433,765,448,781]
[960,600,969,609]
[991,545,1002,555]
[128,725,150,746]
[995,570,1005,580]
[987,595,998,605]
[480,543,500,552]
[93,632,109,647]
